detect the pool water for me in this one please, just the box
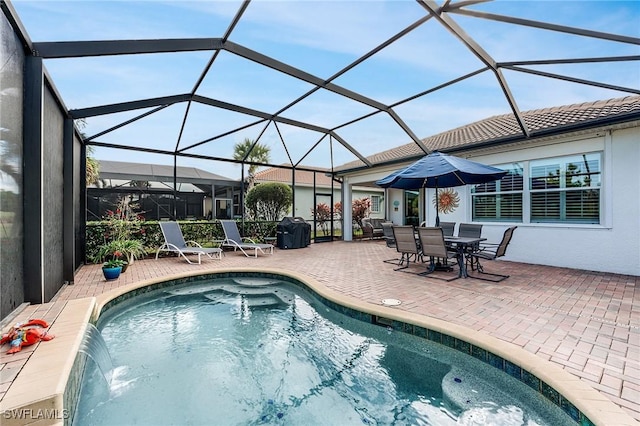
[74,277,573,425]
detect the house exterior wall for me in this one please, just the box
[289,185,385,221]
[343,125,640,276]
[460,127,639,276]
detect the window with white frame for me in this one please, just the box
[370,194,382,214]
[471,163,524,222]
[470,153,602,225]
[530,153,601,224]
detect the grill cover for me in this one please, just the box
[276,217,311,249]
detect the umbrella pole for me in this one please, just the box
[435,185,440,227]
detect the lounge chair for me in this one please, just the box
[220,220,274,257]
[467,226,517,282]
[391,225,420,271]
[156,221,223,264]
[417,227,459,281]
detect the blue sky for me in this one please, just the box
[11,0,640,179]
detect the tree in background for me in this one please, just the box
[245,182,292,221]
[352,197,371,228]
[328,199,368,235]
[77,119,100,187]
[313,202,333,236]
[334,201,342,220]
[86,146,100,186]
[233,138,271,189]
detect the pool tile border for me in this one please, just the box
[69,267,634,426]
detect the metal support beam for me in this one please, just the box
[85,104,171,141]
[329,132,372,167]
[23,55,44,303]
[417,0,530,137]
[450,8,640,46]
[503,65,640,95]
[223,40,390,112]
[191,94,331,134]
[69,94,191,119]
[387,109,430,154]
[80,142,88,265]
[88,140,333,173]
[32,38,224,58]
[63,118,75,284]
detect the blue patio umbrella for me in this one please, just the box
[376,151,507,226]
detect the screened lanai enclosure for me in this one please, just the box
[88,160,242,221]
[1,0,638,316]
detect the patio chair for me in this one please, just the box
[458,223,482,239]
[156,221,223,264]
[467,226,517,282]
[439,221,456,237]
[381,222,399,264]
[417,227,459,281]
[457,223,483,254]
[220,220,274,257]
[435,221,456,265]
[391,225,420,271]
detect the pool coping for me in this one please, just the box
[1,267,636,426]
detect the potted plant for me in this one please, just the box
[118,239,146,267]
[94,202,147,272]
[93,240,144,273]
[101,256,127,280]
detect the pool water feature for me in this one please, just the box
[74,276,574,425]
[78,324,113,385]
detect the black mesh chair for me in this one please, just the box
[467,226,517,282]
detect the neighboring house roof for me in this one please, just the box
[254,165,334,187]
[336,95,640,172]
[97,160,239,186]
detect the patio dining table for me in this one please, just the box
[444,236,486,278]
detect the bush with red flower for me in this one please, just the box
[92,199,147,267]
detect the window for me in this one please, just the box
[471,163,523,222]
[530,153,600,224]
[470,153,601,225]
[370,194,382,213]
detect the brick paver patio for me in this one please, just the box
[3,240,639,422]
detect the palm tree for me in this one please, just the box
[86,146,100,186]
[76,119,100,187]
[233,138,270,189]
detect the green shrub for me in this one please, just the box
[85,220,278,263]
[245,183,292,221]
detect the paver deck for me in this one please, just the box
[2,240,638,422]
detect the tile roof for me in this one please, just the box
[254,165,334,187]
[336,95,640,171]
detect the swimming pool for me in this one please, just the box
[73,275,574,425]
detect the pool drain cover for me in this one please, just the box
[381,298,402,306]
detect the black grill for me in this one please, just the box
[276,217,311,249]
